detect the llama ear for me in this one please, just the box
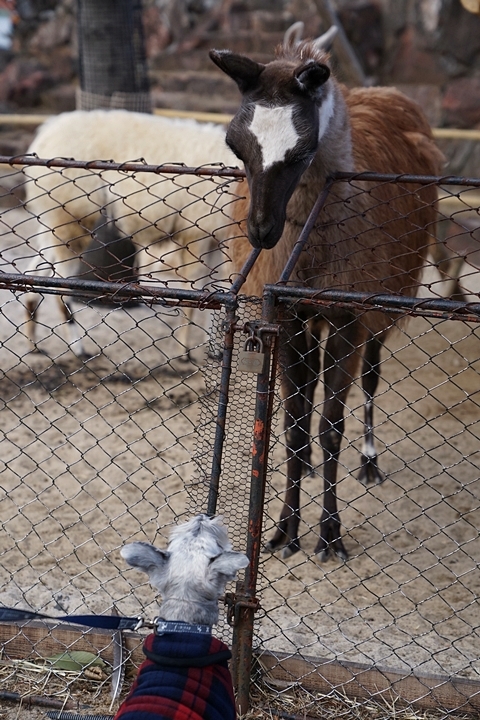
[295,62,330,95]
[209,551,249,581]
[121,542,170,576]
[209,50,265,93]
[283,20,304,47]
[312,25,338,52]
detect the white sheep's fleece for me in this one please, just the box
[22,109,242,358]
[28,109,238,166]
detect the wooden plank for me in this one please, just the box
[256,650,480,714]
[0,113,51,126]
[1,111,480,141]
[438,191,480,214]
[0,621,144,668]
[154,108,232,125]
[433,128,480,141]
[0,109,232,128]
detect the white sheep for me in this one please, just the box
[114,514,248,720]
[23,110,238,357]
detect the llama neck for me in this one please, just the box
[306,81,353,182]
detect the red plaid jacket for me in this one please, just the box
[114,628,236,720]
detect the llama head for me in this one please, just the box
[210,27,338,250]
[121,514,249,626]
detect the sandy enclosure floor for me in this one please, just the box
[0,167,479,718]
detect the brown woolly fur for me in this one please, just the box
[213,31,444,561]
[230,85,443,339]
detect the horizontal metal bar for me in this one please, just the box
[266,285,480,322]
[0,271,237,308]
[0,154,246,178]
[331,171,480,187]
[2,153,478,187]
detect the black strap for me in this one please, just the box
[0,606,141,631]
[143,646,232,668]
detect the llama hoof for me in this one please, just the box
[280,543,300,560]
[316,548,330,563]
[316,545,348,563]
[263,538,301,558]
[263,540,276,553]
[357,455,385,486]
[315,535,348,563]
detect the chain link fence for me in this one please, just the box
[0,155,479,718]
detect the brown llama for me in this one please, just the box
[210,28,444,561]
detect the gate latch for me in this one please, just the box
[224,592,261,626]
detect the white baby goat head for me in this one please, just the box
[121,514,249,627]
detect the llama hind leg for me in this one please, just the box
[315,322,366,562]
[357,335,385,486]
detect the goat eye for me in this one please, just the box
[209,554,221,564]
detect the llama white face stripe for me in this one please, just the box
[249,104,299,170]
[318,88,334,141]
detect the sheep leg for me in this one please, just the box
[24,251,87,358]
[264,318,313,558]
[357,334,385,486]
[315,320,366,562]
[176,306,195,361]
[58,295,89,358]
[24,293,41,352]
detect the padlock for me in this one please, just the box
[238,334,266,373]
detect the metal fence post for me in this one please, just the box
[207,299,238,516]
[231,289,279,716]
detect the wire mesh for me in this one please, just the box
[250,174,480,718]
[0,156,251,711]
[0,157,480,717]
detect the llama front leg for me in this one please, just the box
[315,321,365,562]
[357,334,386,486]
[265,319,312,558]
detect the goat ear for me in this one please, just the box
[283,20,304,47]
[312,25,338,52]
[209,50,265,93]
[121,542,170,576]
[209,551,249,581]
[295,62,330,95]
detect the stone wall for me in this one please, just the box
[0,0,479,166]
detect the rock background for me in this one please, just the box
[0,0,479,172]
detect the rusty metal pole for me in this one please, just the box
[231,288,279,716]
[207,299,238,516]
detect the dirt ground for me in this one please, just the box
[0,167,479,718]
